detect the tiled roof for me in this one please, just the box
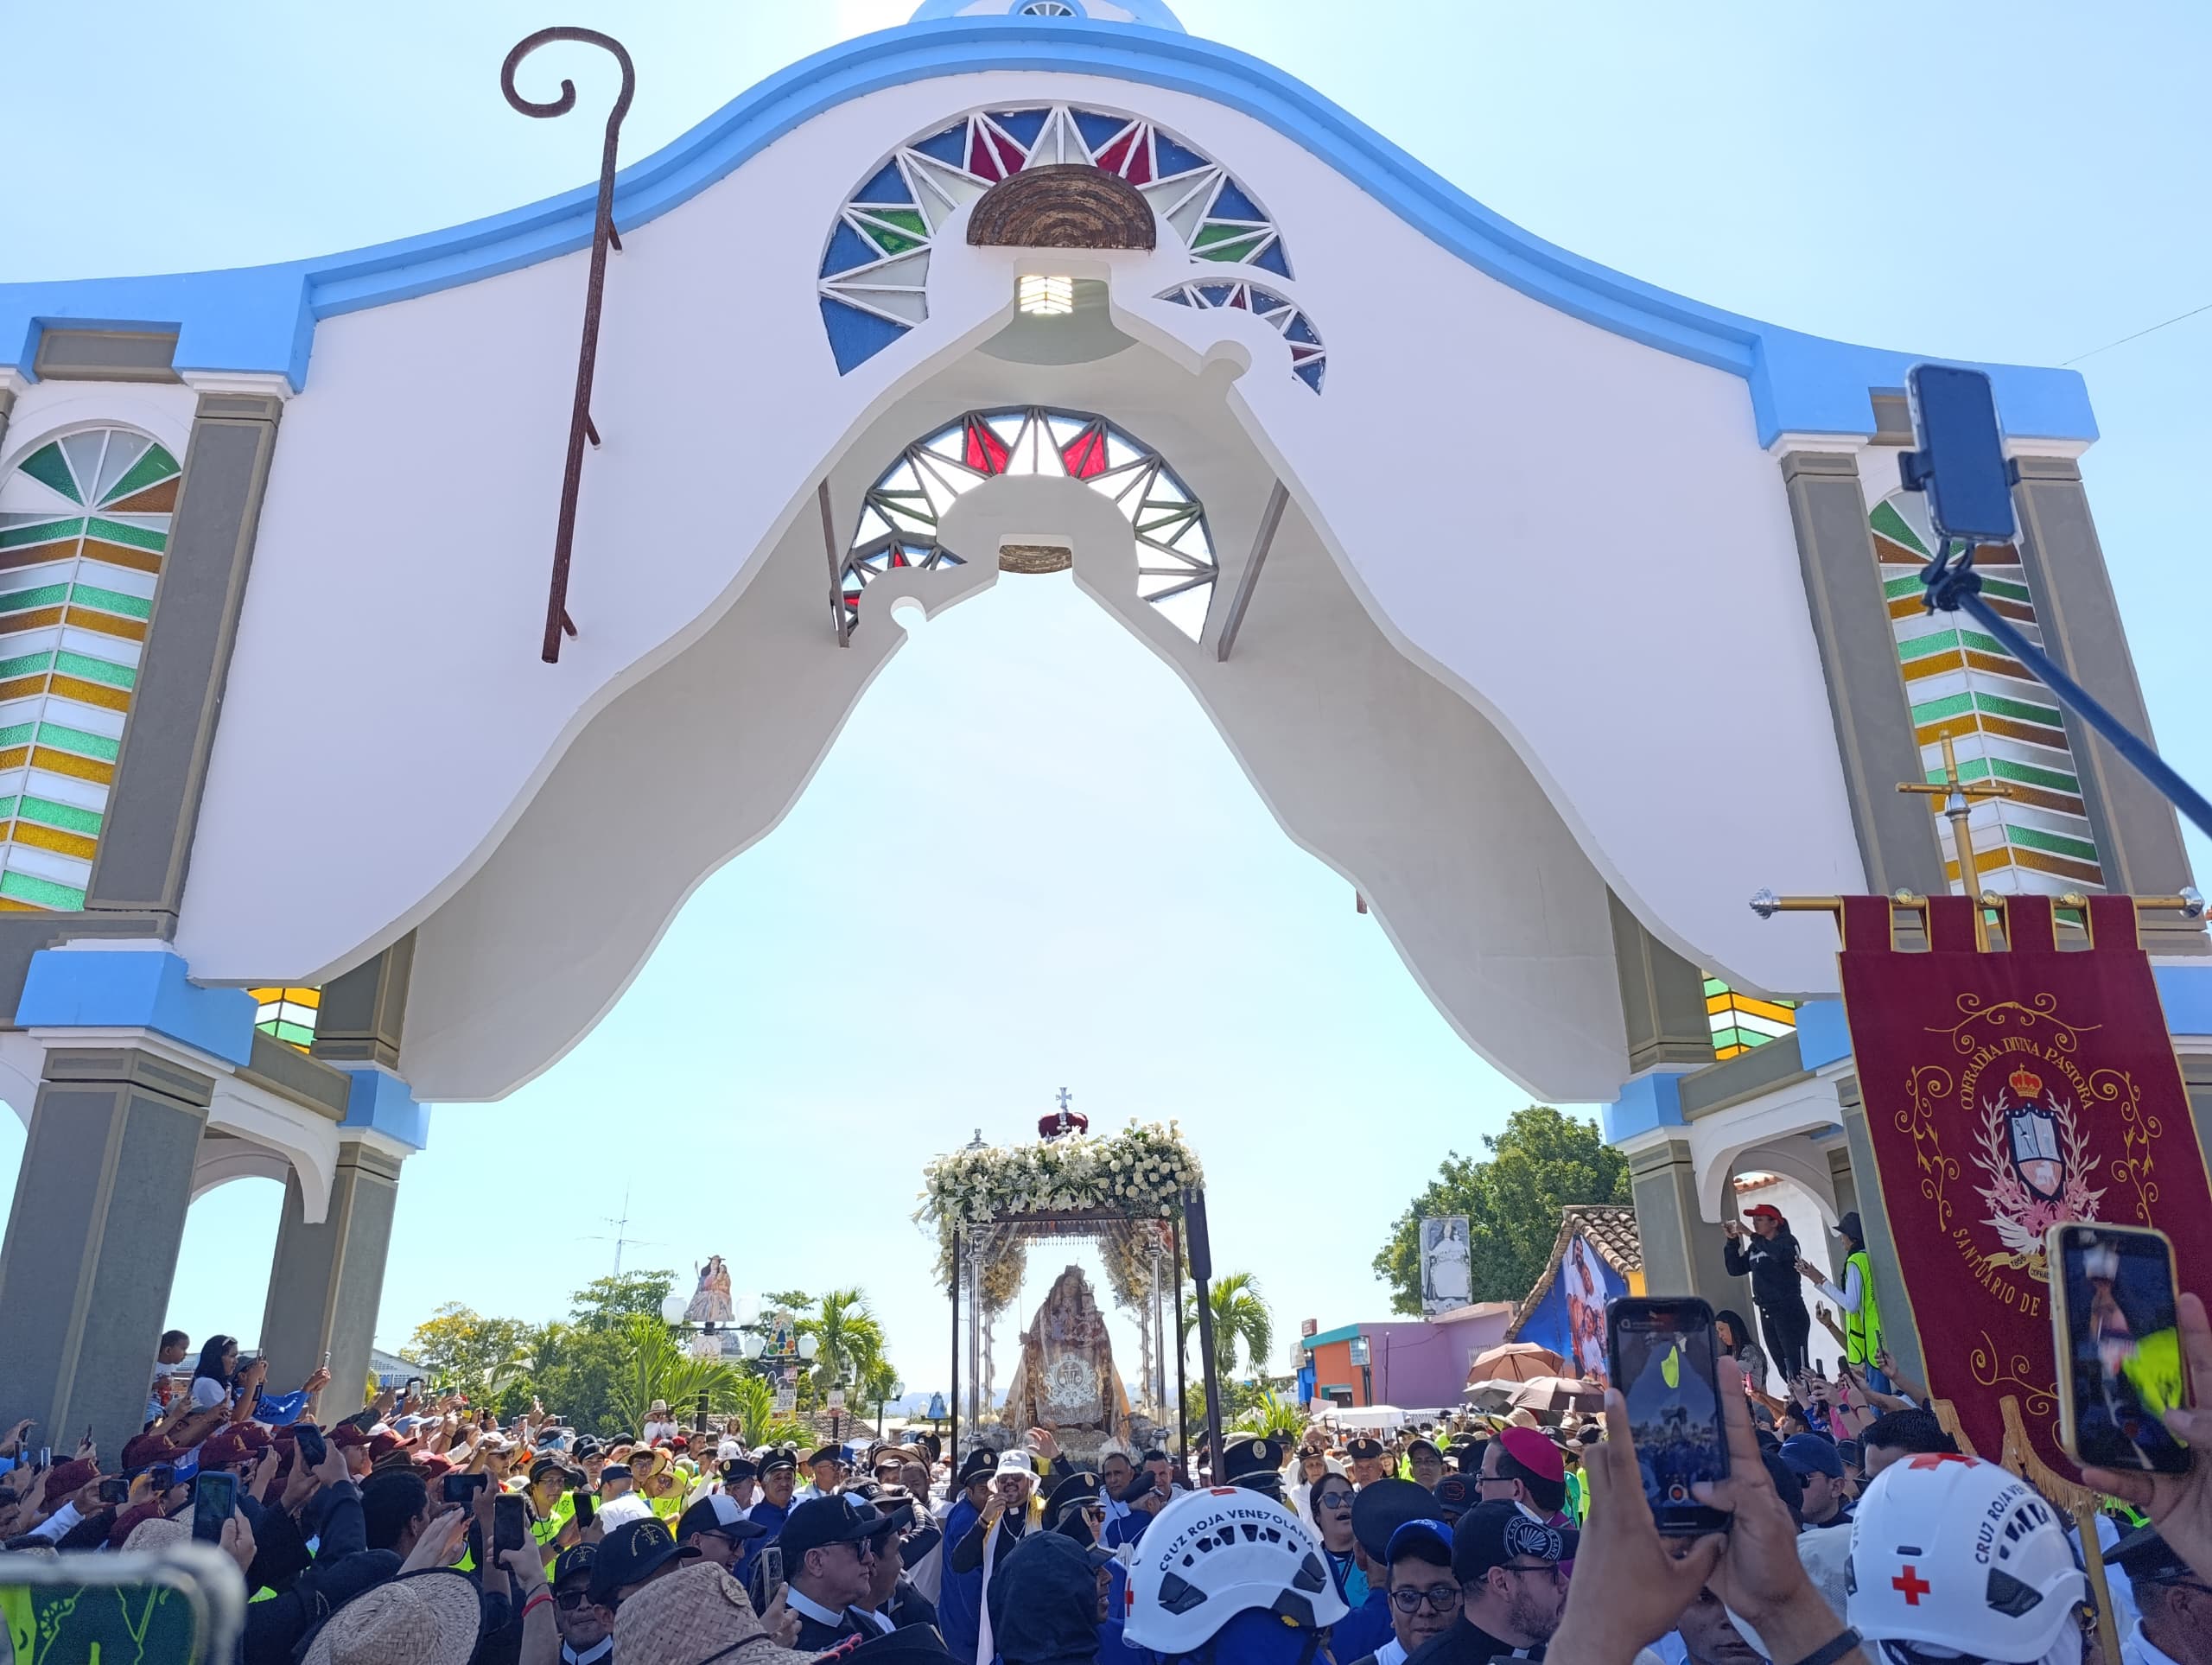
[1504,1205,1642,1342]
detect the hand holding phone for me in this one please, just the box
[191,1471,239,1543]
[493,1492,527,1555]
[760,1544,785,1595]
[442,1471,489,1505]
[1606,1296,1730,1535]
[294,1424,328,1469]
[2050,1223,2192,1475]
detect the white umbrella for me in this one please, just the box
[1324,1403,1406,1432]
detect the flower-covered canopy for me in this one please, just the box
[919,1122,1202,1310]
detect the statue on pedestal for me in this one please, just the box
[1001,1265,1131,1461]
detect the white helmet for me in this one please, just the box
[1123,1486,1348,1653]
[1847,1454,2088,1665]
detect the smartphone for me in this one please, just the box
[35,1446,50,1470]
[695,1391,709,1433]
[1607,1296,1731,1535]
[98,1476,130,1505]
[493,1493,527,1555]
[149,1464,175,1493]
[572,1490,595,1528]
[191,1471,239,1543]
[442,1471,489,1505]
[293,1424,327,1469]
[760,1544,785,1594]
[2050,1223,2191,1475]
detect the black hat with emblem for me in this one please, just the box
[1344,1435,1387,1462]
[1351,1478,1436,1559]
[1220,1436,1286,1498]
[1043,1469,1103,1527]
[1431,1472,1478,1519]
[587,1516,698,1605]
[759,1447,798,1475]
[1452,1501,1578,1583]
[957,1446,999,1486]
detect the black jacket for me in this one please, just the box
[792,1601,879,1651]
[987,1533,1100,1665]
[1404,1616,1545,1663]
[1725,1226,1808,1316]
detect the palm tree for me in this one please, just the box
[861,1358,902,1436]
[798,1288,887,1396]
[609,1313,744,1433]
[729,1372,775,1446]
[1181,1272,1275,1383]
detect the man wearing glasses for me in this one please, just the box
[1418,1501,1574,1662]
[779,1493,891,1650]
[1338,1518,1464,1665]
[549,1545,613,1665]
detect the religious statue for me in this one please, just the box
[684,1254,734,1325]
[1000,1265,1131,1461]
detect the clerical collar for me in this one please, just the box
[785,1586,847,1627]
[561,1641,613,1665]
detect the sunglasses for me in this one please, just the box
[555,1588,596,1611]
[1314,1490,1355,1509]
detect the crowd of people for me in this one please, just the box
[0,1277,2206,1665]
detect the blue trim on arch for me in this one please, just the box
[0,17,2094,444]
[14,947,257,1067]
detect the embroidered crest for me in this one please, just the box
[1968,1063,2105,1277]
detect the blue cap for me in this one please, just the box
[1779,1433,1845,1479]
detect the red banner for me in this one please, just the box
[1837,893,2212,1478]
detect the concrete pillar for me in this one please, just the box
[1778,448,1948,899]
[1836,1077,1927,1388]
[0,375,16,456]
[1609,891,1714,1072]
[259,1141,403,1420]
[2010,456,2203,952]
[1626,1135,1750,1317]
[308,936,415,1071]
[87,391,283,926]
[0,1048,213,1452]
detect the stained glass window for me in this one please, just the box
[0,427,176,912]
[1158,279,1325,391]
[1871,493,2105,894]
[820,105,1292,372]
[841,405,1217,640]
[1704,976,1797,1060]
[250,986,321,1052]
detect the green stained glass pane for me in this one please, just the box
[1883,575,1928,600]
[0,796,16,820]
[2005,823,2099,861]
[1973,690,2063,727]
[1702,977,1728,997]
[52,651,133,690]
[16,444,82,504]
[0,868,86,909]
[1958,628,2011,656]
[0,584,70,614]
[0,725,31,748]
[1977,576,2032,604]
[265,1020,317,1047]
[0,651,55,681]
[35,722,119,762]
[1869,499,1929,556]
[0,518,85,550]
[1192,227,1265,260]
[67,583,153,620]
[103,442,179,505]
[83,517,165,553]
[1986,756,2079,792]
[860,210,928,255]
[1896,630,1961,662]
[1909,691,1974,724]
[16,796,100,836]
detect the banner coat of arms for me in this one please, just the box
[1837,893,2212,1479]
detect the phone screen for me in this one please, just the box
[191,1471,238,1543]
[294,1425,327,1468]
[572,1490,594,1528]
[98,1476,130,1505]
[760,1545,785,1593]
[493,1493,528,1555]
[2053,1223,2190,1474]
[442,1471,488,1505]
[1608,1297,1730,1534]
[149,1464,175,1494]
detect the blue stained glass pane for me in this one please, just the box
[821,220,882,276]
[1072,109,1133,155]
[1153,134,1208,178]
[1211,178,1266,223]
[1161,289,1192,305]
[991,108,1051,149]
[820,297,911,374]
[1252,238,1292,278]
[1197,283,1236,305]
[1284,312,1319,345]
[911,122,969,166]
[855,159,913,206]
[1294,359,1325,392]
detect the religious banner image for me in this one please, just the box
[1837,893,2212,1478]
[1421,1216,1472,1315]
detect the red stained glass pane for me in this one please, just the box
[966,418,1010,474]
[989,125,1028,176]
[1092,130,1135,176]
[1122,130,1153,186]
[967,124,1005,181]
[1062,427,1108,479]
[1228,286,1249,308]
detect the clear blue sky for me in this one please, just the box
[3,1,2207,1398]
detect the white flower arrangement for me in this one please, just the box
[917,1122,1202,1305]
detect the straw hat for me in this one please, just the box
[302,1570,480,1665]
[612,1562,816,1665]
[123,1516,190,1554]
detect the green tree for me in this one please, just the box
[1371,1104,1629,1313]
[607,1313,745,1433]
[860,1357,902,1435]
[798,1289,886,1395]
[408,1304,532,1402]
[729,1373,775,1445]
[1180,1273,1274,1383]
[569,1269,677,1331]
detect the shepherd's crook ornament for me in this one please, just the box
[500,27,635,664]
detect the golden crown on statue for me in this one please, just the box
[2009,1066,2044,1099]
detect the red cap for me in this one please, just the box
[416,1453,455,1478]
[200,1427,257,1470]
[1497,1427,1566,1485]
[328,1424,369,1450]
[367,1430,412,1460]
[105,1500,165,1547]
[121,1433,177,1471]
[42,1458,97,1508]
[1744,1204,1783,1220]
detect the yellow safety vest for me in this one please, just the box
[1845,1249,1884,1365]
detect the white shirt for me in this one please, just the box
[594,1492,652,1528]
[190,1377,229,1410]
[641,1418,678,1444]
[1813,1259,1866,1315]
[560,1642,613,1665]
[2125,1617,2185,1665]
[1371,1641,1408,1665]
[785,1586,853,1629]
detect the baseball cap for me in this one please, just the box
[1779,1433,1845,1480]
[553,1543,597,1589]
[1452,1502,1578,1583]
[1430,1473,1478,1520]
[1351,1478,1435,1559]
[677,1493,767,1547]
[1744,1204,1783,1221]
[588,1516,698,1605]
[781,1494,889,1562]
[1385,1517,1456,1566]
